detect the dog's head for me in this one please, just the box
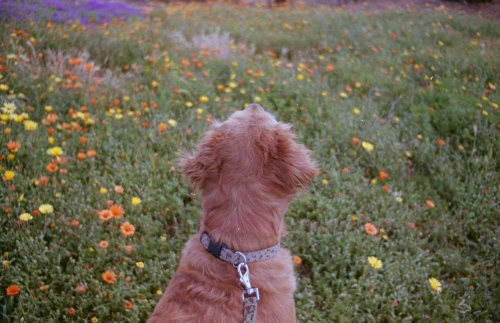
[181,103,317,198]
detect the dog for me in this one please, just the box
[148,103,317,322]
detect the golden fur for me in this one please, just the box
[148,104,317,322]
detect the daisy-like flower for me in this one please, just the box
[367,256,383,269]
[131,197,141,206]
[428,277,442,293]
[4,170,15,181]
[361,141,374,152]
[135,261,144,269]
[102,270,117,284]
[23,120,38,131]
[19,212,33,222]
[364,223,378,236]
[39,204,54,214]
[47,146,63,157]
[6,284,21,296]
[120,222,135,237]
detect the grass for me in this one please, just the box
[0,2,499,322]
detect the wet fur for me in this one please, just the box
[148,104,317,322]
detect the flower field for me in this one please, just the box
[1,2,499,322]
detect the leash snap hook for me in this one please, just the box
[237,263,251,290]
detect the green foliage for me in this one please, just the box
[0,3,499,322]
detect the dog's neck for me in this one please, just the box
[198,188,289,252]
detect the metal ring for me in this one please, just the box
[234,251,247,266]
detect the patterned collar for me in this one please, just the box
[200,232,281,266]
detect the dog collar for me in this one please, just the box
[200,232,280,266]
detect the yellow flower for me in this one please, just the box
[23,120,38,131]
[100,188,108,194]
[4,170,15,181]
[199,96,209,103]
[47,146,63,157]
[0,84,9,91]
[91,317,98,323]
[352,108,361,115]
[296,74,304,81]
[19,212,33,222]
[322,179,329,186]
[361,141,374,152]
[339,92,348,99]
[367,256,383,269]
[39,204,54,214]
[185,101,193,108]
[45,105,53,112]
[228,81,237,89]
[428,277,442,293]
[151,80,160,88]
[168,119,177,127]
[135,261,145,269]
[156,289,162,295]
[131,197,141,206]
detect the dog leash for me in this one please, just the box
[200,232,280,323]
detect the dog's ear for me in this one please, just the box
[180,128,223,190]
[273,124,318,194]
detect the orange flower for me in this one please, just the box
[74,284,87,293]
[71,219,80,228]
[364,223,378,236]
[99,240,109,249]
[98,209,113,221]
[76,152,86,160]
[86,150,97,158]
[7,141,21,152]
[80,136,87,145]
[293,255,302,265]
[382,185,390,193]
[110,204,124,218]
[378,171,389,180]
[6,284,20,296]
[352,136,360,145]
[125,244,134,253]
[124,300,133,310]
[102,270,117,284]
[114,185,124,194]
[120,222,135,238]
[426,200,436,209]
[46,163,58,173]
[437,139,446,147]
[326,64,335,72]
[158,123,167,132]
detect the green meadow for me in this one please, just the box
[0,3,499,322]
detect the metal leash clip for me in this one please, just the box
[235,252,260,301]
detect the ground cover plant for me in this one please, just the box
[0,2,499,322]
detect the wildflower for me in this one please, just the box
[339,92,348,99]
[6,284,20,296]
[158,123,167,132]
[124,300,133,310]
[91,317,98,323]
[199,96,209,103]
[19,212,33,222]
[296,74,304,81]
[378,171,389,180]
[39,204,54,214]
[361,141,374,152]
[23,120,38,131]
[428,277,442,293]
[168,119,177,127]
[156,289,163,295]
[1,102,16,114]
[131,197,141,206]
[326,64,335,72]
[46,163,58,173]
[100,187,108,194]
[99,240,109,249]
[114,185,124,193]
[125,245,134,253]
[322,179,329,186]
[102,270,117,284]
[67,307,76,315]
[352,108,361,115]
[47,146,63,157]
[364,223,378,236]
[86,150,97,158]
[367,256,383,269]
[437,139,446,147]
[75,284,87,293]
[7,141,20,152]
[121,222,135,237]
[151,80,160,88]
[110,204,124,218]
[4,170,15,181]
[98,209,113,221]
[352,136,360,145]
[425,200,436,209]
[293,256,302,265]
[135,261,145,269]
